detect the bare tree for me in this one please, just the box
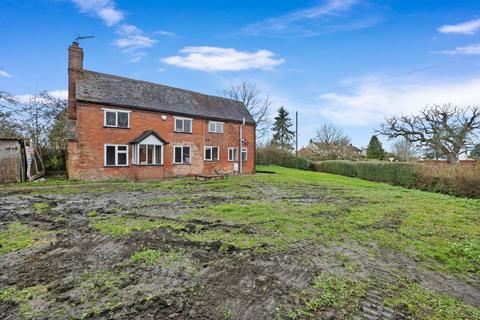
[0,91,19,137]
[312,124,353,160]
[392,137,416,162]
[379,104,480,165]
[221,82,271,140]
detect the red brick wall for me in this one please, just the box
[67,103,255,180]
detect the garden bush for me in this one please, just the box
[256,146,311,170]
[312,160,358,177]
[312,160,480,198]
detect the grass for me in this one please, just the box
[90,215,185,237]
[286,273,370,319]
[254,166,480,277]
[0,223,53,255]
[385,282,480,320]
[33,202,49,214]
[0,285,48,317]
[131,248,188,266]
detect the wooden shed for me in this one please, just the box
[0,138,26,183]
[0,138,44,183]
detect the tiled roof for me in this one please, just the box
[76,70,255,124]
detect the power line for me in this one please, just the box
[286,56,479,103]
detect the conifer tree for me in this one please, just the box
[367,135,385,160]
[271,106,295,150]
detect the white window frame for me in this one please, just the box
[104,144,129,167]
[204,146,220,161]
[228,147,238,161]
[102,108,131,128]
[173,145,192,164]
[208,121,224,133]
[174,117,193,133]
[132,144,163,165]
[241,147,247,161]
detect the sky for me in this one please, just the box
[1,0,480,149]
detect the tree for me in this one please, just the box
[312,124,352,160]
[392,137,416,162]
[222,82,271,141]
[0,91,19,137]
[271,106,295,150]
[471,144,480,159]
[367,135,384,160]
[379,104,480,165]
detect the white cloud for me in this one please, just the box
[0,70,12,78]
[312,77,480,126]
[438,18,480,35]
[155,30,177,37]
[435,44,480,55]
[15,90,68,104]
[242,0,383,37]
[113,24,156,62]
[113,35,156,51]
[71,0,123,26]
[117,24,142,35]
[161,47,285,71]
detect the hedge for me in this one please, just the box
[313,160,480,198]
[256,146,311,170]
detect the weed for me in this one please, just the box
[286,272,370,319]
[90,216,184,237]
[384,282,480,320]
[0,223,53,255]
[87,210,97,218]
[33,202,49,214]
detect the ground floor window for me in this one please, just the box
[204,146,219,161]
[133,144,163,165]
[104,144,128,166]
[228,147,238,161]
[174,146,191,164]
[241,147,247,161]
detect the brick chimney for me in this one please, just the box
[67,41,83,121]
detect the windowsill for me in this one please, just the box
[228,160,239,162]
[103,126,130,129]
[104,165,129,167]
[173,163,191,165]
[204,160,220,162]
[208,132,224,134]
[134,164,164,166]
[174,131,192,134]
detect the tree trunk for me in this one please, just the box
[446,153,459,165]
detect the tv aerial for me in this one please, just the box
[74,35,95,42]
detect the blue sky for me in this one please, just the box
[1,0,480,149]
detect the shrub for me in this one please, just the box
[312,160,358,177]
[256,145,310,170]
[312,160,480,198]
[356,162,416,187]
[415,164,480,198]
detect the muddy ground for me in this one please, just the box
[0,176,479,320]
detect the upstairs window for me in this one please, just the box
[241,147,247,161]
[204,146,219,161]
[104,144,128,166]
[174,117,192,133]
[208,121,224,133]
[228,148,238,161]
[174,146,191,164]
[104,109,130,128]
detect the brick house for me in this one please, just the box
[66,42,255,180]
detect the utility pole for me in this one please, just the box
[295,111,298,157]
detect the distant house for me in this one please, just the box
[298,140,364,160]
[66,42,255,180]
